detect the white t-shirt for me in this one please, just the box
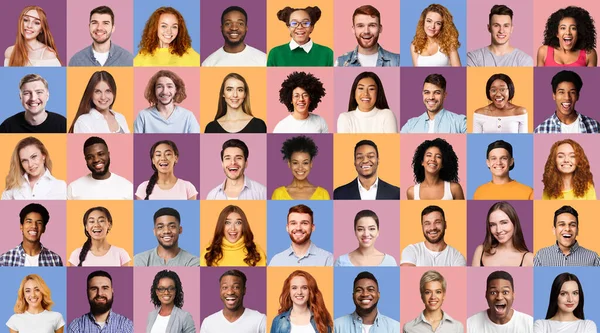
[202,45,267,66]
[337,108,398,133]
[67,173,133,200]
[400,242,466,266]
[5,310,65,333]
[561,115,581,133]
[92,49,109,66]
[200,308,266,333]
[150,314,171,333]
[291,323,316,333]
[24,254,39,266]
[467,310,533,333]
[428,118,435,133]
[357,53,378,67]
[273,114,329,133]
[533,319,597,333]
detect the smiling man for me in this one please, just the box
[200,270,266,333]
[534,205,600,266]
[467,271,533,333]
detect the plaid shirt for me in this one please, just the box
[534,111,600,133]
[0,243,63,266]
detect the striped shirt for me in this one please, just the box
[533,242,600,266]
[68,311,133,333]
[0,243,63,266]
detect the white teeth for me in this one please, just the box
[362,165,371,169]
[28,231,38,235]
[360,300,371,304]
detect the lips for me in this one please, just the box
[494,303,507,314]
[93,163,105,170]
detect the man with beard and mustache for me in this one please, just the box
[335,5,400,67]
[202,6,267,66]
[400,205,466,267]
[134,207,200,266]
[67,136,133,200]
[68,270,133,332]
[334,272,400,333]
[69,6,134,66]
[269,204,333,266]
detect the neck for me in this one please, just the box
[561,174,573,191]
[157,245,181,260]
[159,303,175,316]
[26,39,43,50]
[491,174,511,184]
[223,306,246,321]
[488,308,513,325]
[96,108,111,116]
[423,174,441,185]
[24,110,48,126]
[27,172,42,186]
[291,240,312,257]
[224,108,246,119]
[551,311,579,322]
[225,175,245,189]
[92,171,111,180]
[357,106,375,112]
[92,40,111,53]
[223,42,246,54]
[292,304,310,315]
[356,307,378,325]
[424,240,447,252]
[290,178,312,188]
[423,308,443,321]
[495,241,516,251]
[488,43,513,55]
[355,245,377,256]
[159,41,171,48]
[358,43,378,55]
[26,305,44,314]
[90,239,110,251]
[358,174,377,190]
[157,172,178,184]
[156,103,175,114]
[556,110,578,125]
[558,242,574,255]
[21,240,42,256]
[291,111,309,120]
[427,109,442,120]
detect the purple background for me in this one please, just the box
[399,67,467,127]
[133,134,200,197]
[67,266,134,323]
[467,267,533,317]
[266,133,333,198]
[199,267,266,322]
[200,0,267,62]
[466,200,534,265]
[1,1,67,66]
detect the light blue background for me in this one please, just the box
[467,133,534,199]
[133,200,200,256]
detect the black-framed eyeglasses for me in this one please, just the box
[156,287,176,293]
[289,20,311,28]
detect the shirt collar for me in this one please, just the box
[23,168,54,184]
[357,177,379,191]
[87,310,115,324]
[554,241,581,253]
[351,311,383,326]
[420,108,447,121]
[346,45,385,64]
[218,176,250,192]
[417,311,456,325]
[17,242,47,256]
[551,111,580,125]
[286,242,316,257]
[289,39,313,53]
[89,108,115,119]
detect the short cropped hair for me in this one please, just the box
[423,74,446,91]
[221,6,248,24]
[489,4,513,23]
[551,70,583,96]
[153,207,180,224]
[90,6,115,24]
[353,271,378,288]
[19,203,50,227]
[220,139,249,161]
[19,74,49,90]
[486,270,514,291]
[219,269,248,288]
[421,205,446,222]
[287,204,314,224]
[419,270,447,295]
[553,205,579,227]
[354,140,379,157]
[353,5,381,24]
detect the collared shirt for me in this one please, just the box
[206,176,267,200]
[72,108,130,133]
[534,241,600,266]
[1,168,66,200]
[289,39,314,53]
[335,311,400,333]
[403,311,464,333]
[335,44,400,67]
[68,311,133,333]
[68,42,134,66]
[534,111,600,133]
[269,242,333,266]
[358,177,379,200]
[400,109,466,134]
[0,243,63,266]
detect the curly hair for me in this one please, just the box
[411,138,460,183]
[277,6,322,27]
[9,6,62,66]
[70,71,117,133]
[150,270,184,308]
[78,207,113,266]
[14,274,54,313]
[482,202,529,256]
[145,140,179,200]
[281,135,318,161]
[215,73,253,120]
[543,139,594,199]
[347,72,389,111]
[138,7,192,56]
[204,205,262,267]
[277,270,333,333]
[542,6,596,51]
[144,70,187,106]
[411,4,460,56]
[279,72,326,113]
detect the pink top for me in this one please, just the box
[69,245,130,266]
[135,178,198,200]
[544,46,587,67]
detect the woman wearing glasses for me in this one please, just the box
[473,74,527,133]
[146,270,196,333]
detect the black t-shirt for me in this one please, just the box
[0,111,67,133]
[204,117,267,133]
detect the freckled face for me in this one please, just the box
[157,13,179,47]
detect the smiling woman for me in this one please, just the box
[542,139,596,200]
[410,4,461,67]
[473,74,527,133]
[146,270,196,333]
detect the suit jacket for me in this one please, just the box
[146,306,196,333]
[333,177,400,200]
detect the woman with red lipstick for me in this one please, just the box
[542,139,596,200]
[537,6,597,67]
[473,74,528,133]
[534,273,597,332]
[410,4,461,67]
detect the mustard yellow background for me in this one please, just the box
[533,200,600,253]
[66,67,135,133]
[466,67,534,133]
[399,200,467,260]
[333,134,400,188]
[0,134,67,194]
[266,267,334,332]
[199,67,268,131]
[66,200,134,266]
[199,200,267,263]
[266,0,335,51]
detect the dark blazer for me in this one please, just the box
[333,178,400,200]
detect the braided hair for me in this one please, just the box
[145,140,180,200]
[78,207,113,266]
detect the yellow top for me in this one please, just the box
[473,180,533,200]
[542,184,596,200]
[271,186,331,200]
[134,47,200,66]
[200,236,266,267]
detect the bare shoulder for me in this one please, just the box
[473,106,488,115]
[42,47,58,60]
[450,182,465,199]
[522,252,534,267]
[513,106,527,115]
[4,45,14,59]
[536,45,547,66]
[406,185,414,200]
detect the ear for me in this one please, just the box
[311,223,315,232]
[179,226,183,235]
[487,24,491,33]
[379,24,383,34]
[287,160,292,169]
[509,158,514,168]
[552,92,557,101]
[486,159,491,169]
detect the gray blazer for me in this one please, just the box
[146,306,196,333]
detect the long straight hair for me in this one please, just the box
[215,73,253,120]
[545,273,585,320]
[69,71,118,133]
[482,202,529,255]
[9,6,61,66]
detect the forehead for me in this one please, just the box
[354,14,379,25]
[425,11,442,21]
[559,17,577,25]
[556,212,577,223]
[91,13,112,23]
[225,78,245,88]
[354,278,378,289]
[292,87,308,94]
[488,147,510,158]
[356,216,376,227]
[355,144,376,155]
[487,278,512,290]
[223,147,244,156]
[88,276,112,288]
[425,146,442,154]
[19,144,42,156]
[556,81,576,91]
[226,212,242,220]
[490,14,512,25]
[357,77,377,86]
[556,143,575,154]
[154,143,174,152]
[290,10,310,21]
[84,143,108,154]
[290,276,308,285]
[489,209,511,222]
[422,211,443,222]
[159,13,178,24]
[288,212,312,222]
[221,275,244,285]
[223,10,246,23]
[561,280,578,291]
[155,215,178,225]
[423,82,443,91]
[424,280,443,290]
[87,210,107,219]
[491,79,508,87]
[24,212,43,220]
[290,151,311,160]
[156,76,175,86]
[25,9,41,20]
[24,279,40,288]
[21,80,47,91]
[158,277,175,286]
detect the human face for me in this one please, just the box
[20,212,45,243]
[555,143,576,175]
[19,145,45,180]
[89,13,114,44]
[20,80,49,116]
[288,151,312,181]
[292,87,311,115]
[153,143,178,175]
[354,144,379,179]
[220,275,245,311]
[553,82,578,117]
[424,11,443,38]
[289,276,309,307]
[222,78,246,110]
[353,14,381,50]
[92,81,114,112]
[355,217,379,248]
[22,10,42,40]
[554,212,578,251]
[222,147,247,181]
[155,278,177,306]
[354,77,378,112]
[155,76,177,106]
[422,211,446,244]
[421,281,445,312]
[486,148,512,178]
[422,83,446,113]
[87,276,114,315]
[557,281,579,314]
[224,212,243,243]
[488,15,513,46]
[154,215,181,249]
[221,10,247,46]
[557,17,577,51]
[353,278,379,313]
[157,13,179,48]
[421,146,443,175]
[288,10,313,45]
[489,79,510,109]
[84,143,111,178]
[486,279,514,324]
[287,212,314,245]
[488,209,515,245]
[85,210,111,241]
[24,279,43,309]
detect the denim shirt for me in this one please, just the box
[336,44,400,67]
[270,309,331,333]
